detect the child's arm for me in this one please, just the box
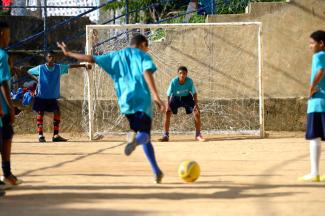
[1,81,15,123]
[193,93,200,111]
[310,69,325,97]
[57,42,95,63]
[0,84,3,117]
[144,71,166,113]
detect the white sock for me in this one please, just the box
[183,2,197,23]
[309,138,321,176]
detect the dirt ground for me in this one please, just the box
[0,132,324,216]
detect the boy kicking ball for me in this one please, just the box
[159,66,205,142]
[299,30,325,182]
[28,51,89,143]
[57,34,166,183]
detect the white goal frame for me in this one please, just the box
[85,22,264,140]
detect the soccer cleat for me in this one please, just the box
[0,180,6,192]
[298,175,320,182]
[195,134,206,142]
[155,171,164,184]
[1,175,23,188]
[320,175,325,182]
[39,136,46,143]
[0,179,11,190]
[124,132,139,156]
[158,135,169,142]
[52,135,68,142]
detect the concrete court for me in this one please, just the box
[0,133,324,216]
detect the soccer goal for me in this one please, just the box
[84,22,264,140]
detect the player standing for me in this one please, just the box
[28,51,88,143]
[159,66,205,142]
[299,30,325,182]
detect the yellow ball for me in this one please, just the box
[178,160,200,183]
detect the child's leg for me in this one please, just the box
[53,109,61,136]
[37,111,44,137]
[193,109,201,137]
[1,114,14,177]
[136,132,162,175]
[309,138,321,176]
[162,111,172,137]
[1,114,21,185]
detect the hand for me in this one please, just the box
[0,109,4,118]
[57,42,69,56]
[154,98,166,113]
[194,104,200,112]
[309,86,319,98]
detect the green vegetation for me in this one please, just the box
[104,0,286,24]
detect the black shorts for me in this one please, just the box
[126,112,152,134]
[33,97,60,112]
[2,114,14,140]
[306,112,325,140]
[169,94,195,115]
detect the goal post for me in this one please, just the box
[84,22,264,140]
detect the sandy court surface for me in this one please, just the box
[0,132,324,216]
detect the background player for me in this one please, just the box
[57,34,166,183]
[28,51,89,143]
[299,30,325,182]
[159,66,205,142]
[0,21,22,187]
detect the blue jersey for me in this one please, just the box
[308,51,325,113]
[167,76,196,97]
[0,48,11,117]
[28,64,69,99]
[93,47,157,119]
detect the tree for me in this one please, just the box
[104,0,189,24]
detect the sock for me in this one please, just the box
[196,131,201,137]
[183,2,196,23]
[142,142,161,176]
[2,161,12,178]
[310,138,321,176]
[163,132,169,137]
[53,114,61,136]
[135,132,150,144]
[37,112,44,136]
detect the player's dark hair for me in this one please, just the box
[310,30,325,44]
[46,50,55,56]
[0,21,9,31]
[44,50,55,60]
[178,66,188,73]
[130,34,148,47]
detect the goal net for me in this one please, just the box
[84,23,264,139]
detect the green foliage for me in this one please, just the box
[103,0,287,24]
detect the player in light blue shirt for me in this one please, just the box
[300,30,325,182]
[28,51,88,143]
[159,66,205,142]
[57,34,166,183]
[0,21,22,188]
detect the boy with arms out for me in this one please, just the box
[28,51,89,143]
[0,21,22,186]
[57,34,166,183]
[159,66,205,142]
[299,30,325,182]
